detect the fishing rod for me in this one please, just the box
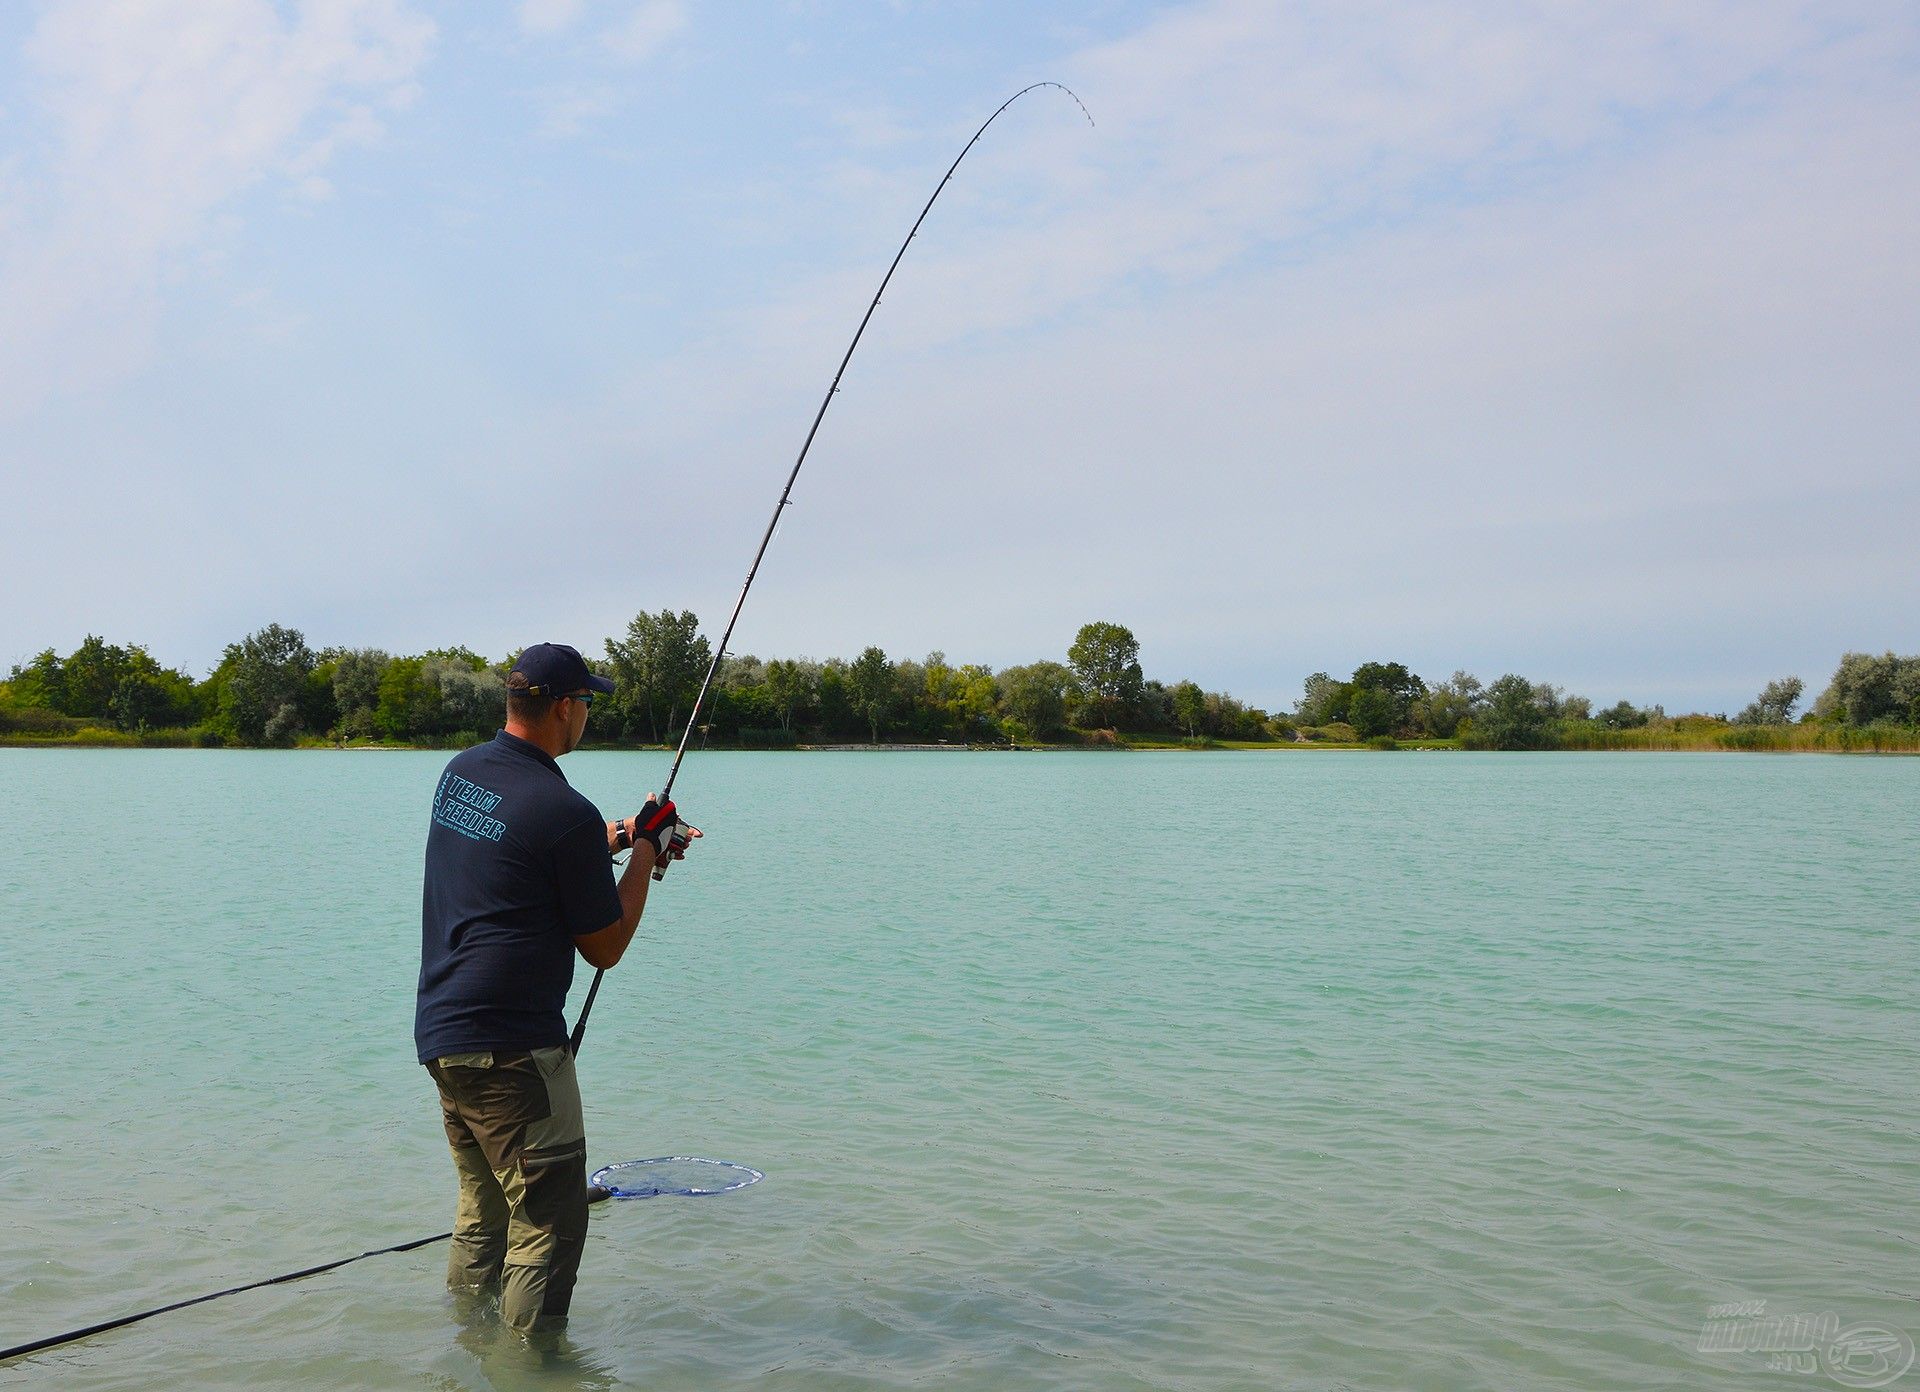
[568,80,1093,1055]
[0,84,1091,1369]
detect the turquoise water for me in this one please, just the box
[1,749,1915,1390]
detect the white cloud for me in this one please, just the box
[769,0,1908,356]
[518,0,585,35]
[603,0,685,64]
[571,0,1920,704]
[0,0,435,419]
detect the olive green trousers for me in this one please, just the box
[426,1046,588,1333]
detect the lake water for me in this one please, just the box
[1,749,1915,1390]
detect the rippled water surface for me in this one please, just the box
[2,749,1916,1390]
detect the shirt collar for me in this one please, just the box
[492,729,567,782]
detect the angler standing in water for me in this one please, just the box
[0,84,1088,1371]
[414,642,698,1334]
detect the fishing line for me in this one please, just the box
[570,79,1093,1055]
[0,1232,453,1364]
[0,82,1090,1368]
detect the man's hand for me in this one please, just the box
[652,820,702,875]
[631,794,679,858]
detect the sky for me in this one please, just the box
[1,0,1916,714]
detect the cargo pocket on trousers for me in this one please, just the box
[526,1045,586,1154]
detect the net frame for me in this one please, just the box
[589,1156,765,1198]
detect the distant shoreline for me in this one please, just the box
[11,629,1916,755]
[5,733,1917,755]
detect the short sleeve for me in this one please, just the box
[551,812,623,938]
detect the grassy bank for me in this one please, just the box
[1552,720,1920,753]
[0,727,197,748]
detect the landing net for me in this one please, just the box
[590,1157,764,1198]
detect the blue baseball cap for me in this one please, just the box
[509,643,616,697]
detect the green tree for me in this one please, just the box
[707,654,773,740]
[815,659,854,735]
[61,636,126,717]
[1470,674,1550,749]
[1067,621,1143,728]
[107,657,196,732]
[7,649,67,712]
[953,664,999,741]
[375,657,433,741]
[1137,679,1175,733]
[712,680,781,738]
[108,672,167,732]
[429,658,501,737]
[765,658,814,733]
[423,646,490,672]
[1206,692,1271,740]
[919,651,962,737]
[1811,652,1920,724]
[7,637,189,724]
[998,661,1073,741]
[1596,699,1653,730]
[605,610,711,743]
[219,624,317,745]
[910,652,997,741]
[885,656,926,736]
[1414,670,1482,738]
[719,653,766,690]
[1736,676,1803,725]
[845,646,895,743]
[1897,665,1920,726]
[331,649,391,737]
[1171,680,1206,737]
[1296,671,1349,726]
[1349,661,1426,733]
[1347,686,1397,738]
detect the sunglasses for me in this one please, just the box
[517,683,598,704]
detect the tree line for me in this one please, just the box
[4,620,1916,750]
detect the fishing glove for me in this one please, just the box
[630,796,679,858]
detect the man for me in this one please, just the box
[414,641,697,1334]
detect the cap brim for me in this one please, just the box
[586,672,617,694]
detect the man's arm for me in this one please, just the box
[571,845,653,970]
[572,796,695,970]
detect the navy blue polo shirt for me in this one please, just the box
[414,731,622,1062]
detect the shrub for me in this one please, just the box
[1465,675,1550,749]
[67,727,138,747]
[1300,722,1357,743]
[739,726,799,749]
[0,705,90,734]
[1366,734,1398,750]
[262,702,303,748]
[136,727,195,748]
[1814,652,1920,725]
